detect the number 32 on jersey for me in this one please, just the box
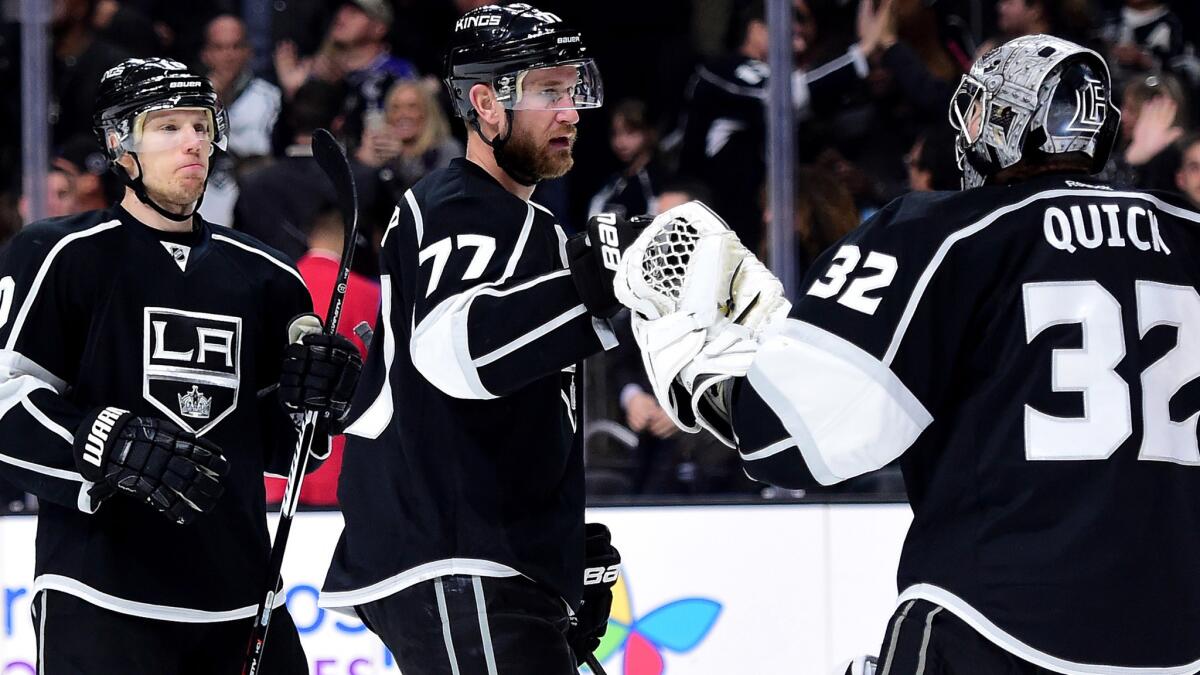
[1025,280,1200,465]
[807,245,898,315]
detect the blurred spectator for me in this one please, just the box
[356,79,463,202]
[1102,0,1186,80]
[1175,134,1200,208]
[656,177,714,214]
[58,135,121,212]
[905,125,961,191]
[858,0,963,123]
[275,0,417,149]
[265,202,380,507]
[1105,73,1189,190]
[19,161,80,223]
[195,14,284,227]
[995,0,1055,39]
[677,1,808,252]
[588,99,661,218]
[201,15,280,161]
[235,80,343,260]
[786,165,860,278]
[52,0,132,146]
[980,0,1094,55]
[93,0,160,57]
[270,0,337,63]
[124,1,232,66]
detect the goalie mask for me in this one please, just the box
[950,34,1120,189]
[93,57,229,221]
[443,3,603,185]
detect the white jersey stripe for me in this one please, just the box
[344,279,396,439]
[898,584,1200,674]
[6,219,122,350]
[885,189,1200,365]
[434,578,463,675]
[33,574,285,623]
[319,558,522,611]
[211,233,306,286]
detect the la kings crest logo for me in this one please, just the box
[143,307,241,435]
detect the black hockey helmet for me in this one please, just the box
[92,58,228,221]
[94,57,228,161]
[443,4,602,124]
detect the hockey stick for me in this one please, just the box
[242,128,359,675]
[584,653,609,675]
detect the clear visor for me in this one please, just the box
[949,76,987,145]
[107,106,225,157]
[498,61,604,112]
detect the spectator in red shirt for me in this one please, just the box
[266,203,381,506]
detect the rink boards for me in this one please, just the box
[0,503,912,674]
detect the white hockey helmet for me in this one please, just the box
[950,34,1121,189]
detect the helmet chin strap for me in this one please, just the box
[116,153,206,225]
[470,109,541,187]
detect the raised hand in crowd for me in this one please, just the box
[1124,95,1184,167]
[626,391,680,440]
[857,0,897,56]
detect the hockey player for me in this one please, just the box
[615,35,1200,674]
[0,58,361,674]
[321,4,625,673]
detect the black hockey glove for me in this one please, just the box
[567,212,650,318]
[73,407,229,525]
[279,327,363,422]
[567,522,621,666]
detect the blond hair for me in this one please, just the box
[385,80,451,156]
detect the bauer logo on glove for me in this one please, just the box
[566,212,651,318]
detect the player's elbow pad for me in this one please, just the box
[410,302,497,400]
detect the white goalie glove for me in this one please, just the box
[613,201,790,446]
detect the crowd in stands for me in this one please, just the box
[2,0,1199,509]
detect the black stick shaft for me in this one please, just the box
[242,128,358,674]
[585,653,609,675]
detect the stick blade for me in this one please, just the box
[311,128,358,234]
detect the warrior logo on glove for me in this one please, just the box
[73,406,230,525]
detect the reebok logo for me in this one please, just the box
[83,407,128,467]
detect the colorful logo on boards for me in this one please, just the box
[589,573,721,675]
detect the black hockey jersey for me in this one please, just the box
[0,206,314,620]
[322,159,615,611]
[732,174,1200,671]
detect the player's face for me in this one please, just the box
[505,69,580,180]
[130,108,212,209]
[1176,143,1200,207]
